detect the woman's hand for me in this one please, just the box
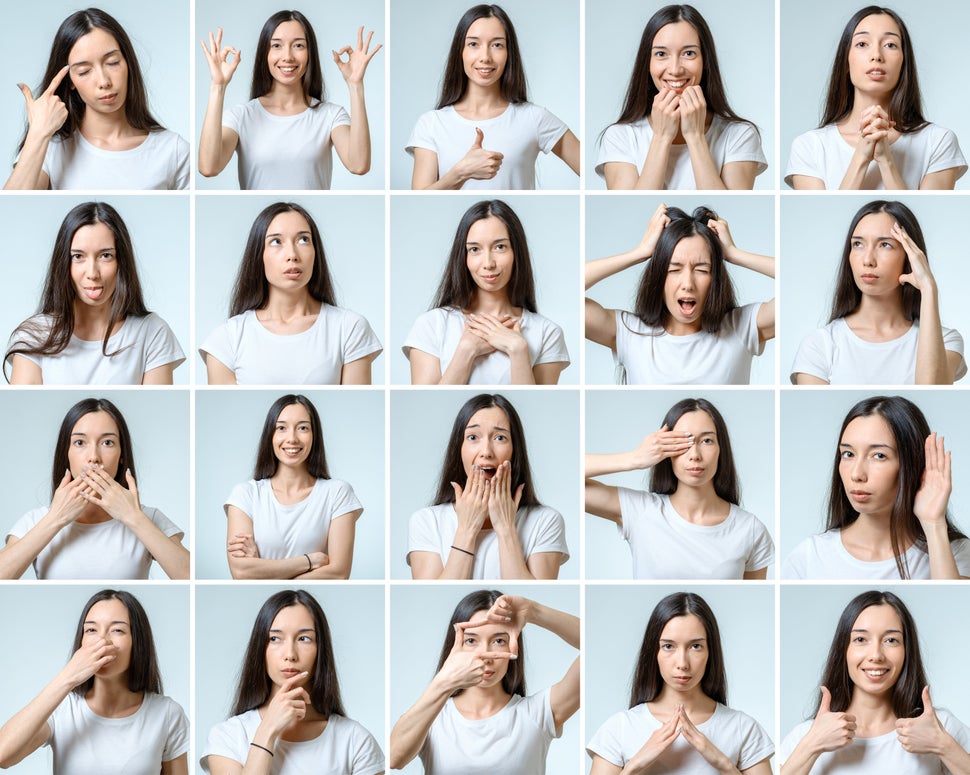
[60,638,118,689]
[651,87,681,141]
[200,28,241,87]
[262,673,311,737]
[457,128,504,182]
[18,66,69,141]
[487,461,524,537]
[706,215,737,259]
[677,705,733,771]
[435,624,515,691]
[633,202,671,261]
[451,465,490,539]
[678,85,707,141]
[805,686,856,754]
[332,26,382,85]
[856,105,894,163]
[896,687,948,755]
[78,465,142,527]
[227,533,259,559]
[894,221,937,293]
[48,469,93,528]
[458,594,532,656]
[465,313,527,357]
[914,433,951,529]
[631,424,695,470]
[627,709,681,769]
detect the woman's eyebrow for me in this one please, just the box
[852,30,900,39]
[69,50,121,68]
[465,35,506,42]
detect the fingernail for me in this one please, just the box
[509,654,518,660]
[453,624,459,632]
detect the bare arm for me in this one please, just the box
[330,27,382,176]
[292,510,360,580]
[205,354,238,385]
[532,361,565,384]
[411,129,504,190]
[919,168,959,190]
[340,354,375,385]
[142,363,175,385]
[161,754,189,775]
[3,66,69,191]
[198,29,241,177]
[790,174,825,190]
[707,216,775,342]
[226,506,330,580]
[551,130,580,175]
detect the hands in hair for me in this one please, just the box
[201,28,241,87]
[332,27,382,85]
[631,424,695,470]
[17,65,69,140]
[633,202,671,261]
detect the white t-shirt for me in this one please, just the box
[407,503,568,578]
[613,303,765,385]
[785,123,968,189]
[779,708,970,774]
[42,129,190,190]
[406,102,568,190]
[7,312,185,385]
[402,307,569,384]
[199,306,382,385]
[783,529,970,580]
[225,478,362,558]
[791,318,967,384]
[420,688,560,775]
[223,99,351,190]
[6,504,182,580]
[587,702,774,773]
[47,691,188,775]
[616,489,774,579]
[201,710,384,775]
[595,114,768,189]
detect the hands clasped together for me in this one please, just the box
[652,85,708,142]
[631,703,736,771]
[853,105,896,165]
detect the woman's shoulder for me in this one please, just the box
[143,692,188,717]
[145,128,189,153]
[727,502,765,529]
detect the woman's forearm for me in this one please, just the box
[495,530,535,580]
[915,287,952,384]
[925,523,962,579]
[938,731,970,775]
[229,555,314,580]
[3,131,51,190]
[635,136,673,190]
[585,451,641,478]
[724,245,775,278]
[838,149,874,190]
[585,248,646,290]
[390,679,453,770]
[198,84,233,177]
[125,513,189,580]
[685,135,728,190]
[438,346,478,384]
[342,82,371,174]
[0,514,66,579]
[529,600,580,649]
[876,153,906,190]
[0,671,73,768]
[508,346,536,385]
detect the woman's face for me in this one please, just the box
[262,211,315,291]
[67,27,129,114]
[845,604,905,697]
[465,216,514,295]
[81,598,132,678]
[267,20,309,86]
[461,16,508,89]
[656,613,708,695]
[839,413,901,519]
[265,604,317,689]
[458,607,512,688]
[460,406,513,483]
[663,234,712,334]
[848,212,908,297]
[670,410,720,488]
[67,410,122,481]
[847,13,903,95]
[273,403,313,469]
[70,222,118,309]
[649,21,703,96]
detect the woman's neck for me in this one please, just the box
[79,109,140,144]
[845,92,891,126]
[259,289,320,321]
[466,288,516,317]
[85,675,142,717]
[846,691,897,734]
[840,513,907,561]
[668,483,728,524]
[846,293,911,336]
[270,465,315,492]
[453,684,512,718]
[663,316,703,337]
[454,83,508,115]
[73,300,118,341]
[651,686,715,719]
[262,81,310,111]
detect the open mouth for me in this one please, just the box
[476,67,496,77]
[665,79,689,90]
[677,298,697,315]
[866,69,887,79]
[477,465,497,479]
[862,668,889,679]
[281,446,303,457]
[83,286,105,300]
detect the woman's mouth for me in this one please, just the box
[859,273,879,284]
[677,298,697,315]
[83,286,105,300]
[849,490,872,502]
[665,79,689,90]
[866,69,887,81]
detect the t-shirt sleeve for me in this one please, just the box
[222,102,245,134]
[532,105,569,153]
[943,327,968,381]
[148,507,183,539]
[790,327,832,384]
[951,538,970,577]
[939,709,970,753]
[225,481,255,518]
[341,310,383,364]
[527,507,569,564]
[745,517,775,573]
[144,315,186,372]
[737,713,774,769]
[407,507,441,564]
[523,688,560,739]
[585,712,626,766]
[348,721,386,775]
[329,479,363,520]
[201,718,244,771]
[595,124,637,178]
[724,121,768,174]
[406,111,437,155]
[199,321,236,371]
[329,102,352,131]
[616,487,655,545]
[163,698,190,760]
[926,126,968,180]
[777,722,810,766]
[733,303,765,357]
[41,137,61,180]
[781,539,810,580]
[534,319,570,366]
[6,509,40,542]
[173,134,190,190]
[402,310,443,360]
[785,130,823,188]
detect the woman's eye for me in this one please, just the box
[71,253,84,262]
[102,439,115,447]
[850,240,863,249]
[298,236,310,244]
[466,434,478,442]
[653,51,666,59]
[268,635,280,642]
[879,241,893,249]
[840,450,854,459]
[467,246,479,254]
[683,50,697,58]
[885,41,898,49]
[872,452,887,460]
[494,434,508,442]
[72,439,86,447]
[298,635,314,642]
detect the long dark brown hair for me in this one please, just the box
[51,398,136,499]
[5,202,150,380]
[250,10,324,106]
[827,396,967,579]
[436,5,527,108]
[232,590,345,717]
[431,200,537,313]
[829,200,925,323]
[435,589,526,698]
[630,592,727,706]
[432,393,539,509]
[18,7,163,152]
[253,394,330,480]
[814,590,927,718]
[819,6,927,132]
[229,202,337,317]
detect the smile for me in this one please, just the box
[278,66,299,74]
[665,79,689,89]
[863,668,889,676]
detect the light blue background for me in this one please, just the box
[780,0,970,189]
[0,195,190,385]
[390,584,580,775]
[0,389,190,580]
[0,1,190,171]
[194,389,385,579]
[389,388,580,579]
[389,0,581,190]
[585,0,776,190]
[389,194,580,385]
[195,0,386,189]
[195,584,385,775]
[0,584,189,775]
[585,388,776,580]
[194,194,386,385]
[585,583,775,772]
[585,194,776,385]
[780,195,970,385]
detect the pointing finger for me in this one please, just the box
[44,65,71,96]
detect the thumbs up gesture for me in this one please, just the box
[457,127,503,182]
[806,686,857,754]
[896,686,948,754]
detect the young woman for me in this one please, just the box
[199,202,382,385]
[201,589,384,774]
[597,4,767,190]
[780,590,970,774]
[407,393,568,580]
[588,592,773,774]
[786,7,966,190]
[404,199,569,384]
[0,589,188,774]
[585,203,775,384]
[407,4,579,190]
[5,8,189,190]
[390,590,579,773]
[783,395,970,580]
[0,398,189,580]
[791,200,965,385]
[225,394,363,580]
[199,11,380,189]
[586,397,773,579]
[5,201,185,385]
